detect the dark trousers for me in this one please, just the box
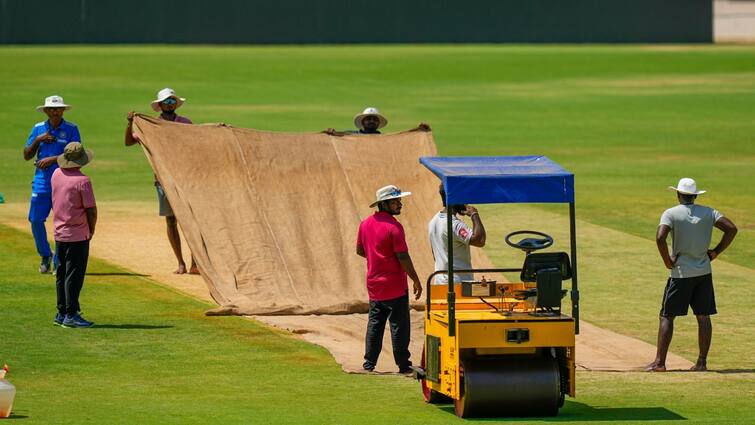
[364,293,411,370]
[55,239,90,316]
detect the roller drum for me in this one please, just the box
[455,355,561,418]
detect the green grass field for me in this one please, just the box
[1,45,754,423]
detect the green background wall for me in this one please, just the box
[0,0,712,43]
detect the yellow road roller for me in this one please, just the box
[416,156,579,418]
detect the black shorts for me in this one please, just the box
[660,273,717,317]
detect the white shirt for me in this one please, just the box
[660,203,723,278]
[428,211,473,284]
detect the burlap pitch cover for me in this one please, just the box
[131,115,492,316]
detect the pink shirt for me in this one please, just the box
[357,212,410,301]
[51,168,96,242]
[163,114,192,124]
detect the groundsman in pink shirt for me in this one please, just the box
[51,142,97,328]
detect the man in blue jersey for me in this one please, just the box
[23,95,82,273]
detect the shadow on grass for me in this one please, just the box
[713,369,755,374]
[86,272,150,277]
[92,324,173,330]
[438,400,685,421]
[5,410,29,419]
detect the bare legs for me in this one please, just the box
[647,314,712,372]
[646,316,674,371]
[166,216,200,275]
[166,216,186,274]
[691,315,711,371]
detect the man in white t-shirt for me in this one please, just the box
[646,178,737,372]
[428,184,486,284]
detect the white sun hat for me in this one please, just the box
[668,177,706,195]
[151,88,186,112]
[369,185,411,208]
[36,95,71,112]
[354,107,388,130]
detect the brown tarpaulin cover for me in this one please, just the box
[132,115,492,316]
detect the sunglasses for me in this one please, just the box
[161,98,178,106]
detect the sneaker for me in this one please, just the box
[39,257,51,274]
[62,314,94,328]
[362,362,376,372]
[399,366,414,374]
[53,313,65,326]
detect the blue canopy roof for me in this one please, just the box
[419,156,574,204]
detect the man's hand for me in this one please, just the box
[707,250,718,261]
[412,279,423,300]
[36,156,58,169]
[664,254,677,269]
[36,132,56,144]
[408,123,432,132]
[461,205,479,216]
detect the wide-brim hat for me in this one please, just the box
[58,142,94,169]
[36,95,72,112]
[369,185,411,208]
[151,87,186,112]
[668,177,706,195]
[354,107,387,130]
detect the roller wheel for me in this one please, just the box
[453,356,561,418]
[420,345,449,404]
[453,362,471,417]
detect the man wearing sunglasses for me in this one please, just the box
[356,185,422,374]
[124,88,199,275]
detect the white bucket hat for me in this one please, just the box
[151,88,186,112]
[36,95,71,112]
[668,177,706,195]
[354,107,388,130]
[369,185,411,208]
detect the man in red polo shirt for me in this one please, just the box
[356,185,422,373]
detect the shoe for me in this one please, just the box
[399,366,414,374]
[362,362,375,372]
[39,257,51,274]
[53,313,64,326]
[62,314,94,328]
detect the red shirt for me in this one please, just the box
[357,212,409,301]
[51,168,96,242]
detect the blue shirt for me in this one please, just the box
[25,119,81,194]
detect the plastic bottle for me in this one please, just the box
[0,365,15,418]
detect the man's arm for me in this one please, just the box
[708,217,737,261]
[125,112,139,146]
[461,205,486,247]
[85,206,97,238]
[396,251,422,300]
[656,224,675,269]
[24,131,55,161]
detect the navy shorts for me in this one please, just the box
[660,274,717,317]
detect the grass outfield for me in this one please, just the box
[1,45,754,422]
[2,224,754,424]
[0,45,753,265]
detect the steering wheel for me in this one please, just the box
[505,230,554,253]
